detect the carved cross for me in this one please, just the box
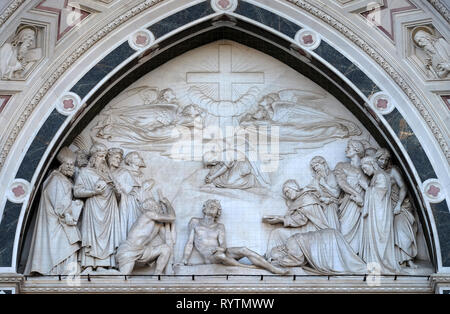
[187,45,264,101]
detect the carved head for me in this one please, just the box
[203,150,221,166]
[413,30,434,49]
[310,156,329,178]
[107,147,124,168]
[361,156,379,176]
[346,140,365,159]
[14,26,36,48]
[57,147,76,177]
[159,88,176,103]
[142,198,161,213]
[181,104,202,118]
[253,105,270,120]
[202,199,222,220]
[259,93,279,107]
[75,150,89,168]
[89,143,108,169]
[282,180,301,200]
[375,148,391,170]
[125,151,145,168]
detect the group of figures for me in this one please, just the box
[262,140,419,274]
[26,144,175,275]
[26,137,420,276]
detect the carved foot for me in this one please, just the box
[406,260,418,269]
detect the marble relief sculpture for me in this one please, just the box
[334,140,368,255]
[112,152,154,239]
[203,150,266,189]
[375,148,418,268]
[73,144,122,274]
[0,25,42,80]
[308,156,341,231]
[26,147,83,275]
[26,42,429,276]
[263,179,332,255]
[359,156,401,273]
[268,229,367,275]
[413,28,450,79]
[116,195,176,275]
[182,200,287,275]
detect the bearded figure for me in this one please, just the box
[26,147,83,275]
[73,143,122,273]
[0,26,41,80]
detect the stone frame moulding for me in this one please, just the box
[0,0,449,292]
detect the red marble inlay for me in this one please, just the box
[218,0,231,9]
[360,0,417,41]
[63,99,75,109]
[302,35,314,45]
[441,96,450,111]
[136,35,148,46]
[36,0,90,41]
[427,185,440,198]
[0,95,12,114]
[376,98,388,109]
[12,185,25,198]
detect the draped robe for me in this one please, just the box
[266,189,331,255]
[74,167,122,268]
[335,162,367,254]
[26,170,81,275]
[275,229,367,274]
[112,167,145,241]
[359,171,401,273]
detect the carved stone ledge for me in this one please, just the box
[430,273,450,293]
[0,273,24,282]
[19,276,433,294]
[0,273,24,294]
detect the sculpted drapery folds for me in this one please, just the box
[413,29,450,79]
[26,147,83,275]
[359,156,401,274]
[27,140,426,276]
[308,156,341,231]
[263,179,331,255]
[268,229,367,275]
[116,196,176,275]
[334,140,369,255]
[73,144,122,273]
[25,62,427,277]
[375,148,418,268]
[112,151,154,240]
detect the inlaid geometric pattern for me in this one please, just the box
[35,0,90,41]
[360,0,418,41]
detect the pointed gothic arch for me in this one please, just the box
[0,0,448,293]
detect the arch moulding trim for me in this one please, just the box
[0,0,166,171]
[0,0,27,28]
[285,0,449,161]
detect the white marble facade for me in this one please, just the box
[25,41,432,277]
